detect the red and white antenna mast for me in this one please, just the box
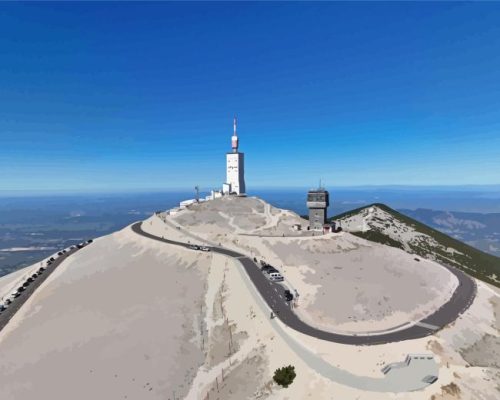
[231,115,239,152]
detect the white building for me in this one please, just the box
[179,199,196,209]
[224,117,246,195]
[206,190,223,200]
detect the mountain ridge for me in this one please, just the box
[333,203,500,288]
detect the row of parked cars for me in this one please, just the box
[0,239,93,316]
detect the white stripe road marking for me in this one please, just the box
[415,321,439,330]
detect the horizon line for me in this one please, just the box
[1,183,500,198]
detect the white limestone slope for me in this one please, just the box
[0,226,211,400]
[250,234,458,334]
[171,196,307,237]
[144,205,500,400]
[162,198,459,334]
[1,197,498,400]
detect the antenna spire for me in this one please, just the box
[231,116,239,152]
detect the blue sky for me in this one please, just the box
[1,2,499,192]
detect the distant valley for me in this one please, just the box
[401,208,500,257]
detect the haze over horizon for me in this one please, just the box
[2,3,500,191]
[1,184,500,197]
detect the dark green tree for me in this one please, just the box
[273,365,296,388]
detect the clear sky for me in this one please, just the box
[1,2,499,192]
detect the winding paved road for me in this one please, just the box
[132,222,477,345]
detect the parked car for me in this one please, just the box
[0,305,6,312]
[261,265,279,274]
[22,282,30,288]
[58,251,63,256]
[284,290,294,301]
[189,244,200,250]
[27,277,34,283]
[49,257,55,262]
[87,239,93,243]
[267,272,284,282]
[5,298,12,305]
[77,244,83,249]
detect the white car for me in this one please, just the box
[200,246,211,252]
[267,272,284,282]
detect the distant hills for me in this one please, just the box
[399,208,500,257]
[333,204,500,288]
